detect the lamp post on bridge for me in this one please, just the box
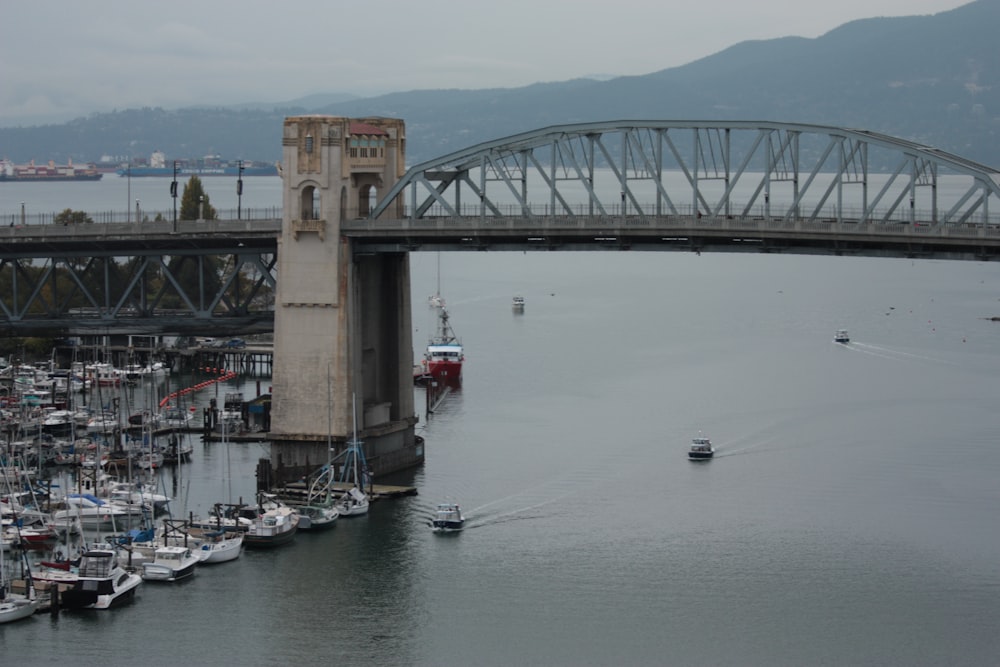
[127,163,132,223]
[171,160,179,232]
[237,160,244,221]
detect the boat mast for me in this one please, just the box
[351,393,359,489]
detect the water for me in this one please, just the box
[0,175,282,223]
[4,193,1000,664]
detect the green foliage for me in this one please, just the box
[0,337,58,358]
[54,208,94,225]
[179,175,218,220]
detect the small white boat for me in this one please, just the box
[141,545,200,581]
[688,435,715,461]
[0,541,39,623]
[512,295,525,310]
[337,487,370,517]
[432,502,465,532]
[190,528,243,564]
[0,592,39,624]
[60,549,142,609]
[297,502,340,530]
[336,395,371,518]
[834,329,850,343]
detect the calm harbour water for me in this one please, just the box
[3,180,1000,665]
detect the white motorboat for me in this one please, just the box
[243,493,299,548]
[141,545,200,581]
[60,549,142,609]
[688,434,715,460]
[53,494,137,530]
[512,295,525,310]
[159,405,195,429]
[834,328,850,343]
[106,480,171,512]
[431,502,465,532]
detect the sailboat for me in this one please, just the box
[297,369,340,531]
[336,394,370,517]
[189,413,243,563]
[0,512,41,623]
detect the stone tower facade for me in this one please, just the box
[268,116,420,483]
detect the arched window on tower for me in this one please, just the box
[300,185,319,220]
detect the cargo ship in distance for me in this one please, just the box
[0,158,103,182]
[118,150,277,177]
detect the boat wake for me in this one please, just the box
[713,436,780,458]
[845,341,952,365]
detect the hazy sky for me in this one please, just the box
[1,0,971,126]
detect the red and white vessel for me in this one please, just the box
[424,307,464,384]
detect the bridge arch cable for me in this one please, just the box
[369,120,1000,229]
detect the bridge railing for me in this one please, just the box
[377,201,1000,227]
[347,210,1000,240]
[3,206,283,227]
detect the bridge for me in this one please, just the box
[3,118,999,482]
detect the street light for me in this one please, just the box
[135,199,141,223]
[237,160,244,220]
[170,161,179,231]
[198,195,204,221]
[20,202,25,227]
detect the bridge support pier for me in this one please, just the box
[268,116,419,486]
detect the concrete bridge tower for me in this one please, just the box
[268,115,420,485]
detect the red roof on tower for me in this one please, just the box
[349,122,389,136]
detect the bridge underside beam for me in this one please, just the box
[0,246,277,337]
[345,214,1000,262]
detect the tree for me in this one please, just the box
[54,208,94,225]
[179,175,217,221]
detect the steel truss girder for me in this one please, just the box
[371,121,1000,229]
[0,248,277,335]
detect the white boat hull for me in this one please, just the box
[196,534,243,564]
[0,597,39,624]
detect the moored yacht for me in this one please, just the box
[242,493,299,548]
[140,545,200,582]
[60,548,142,609]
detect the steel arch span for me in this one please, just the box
[370,121,1000,230]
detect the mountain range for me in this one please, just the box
[1,0,997,168]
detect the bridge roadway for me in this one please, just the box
[3,211,1000,258]
[2,212,1000,335]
